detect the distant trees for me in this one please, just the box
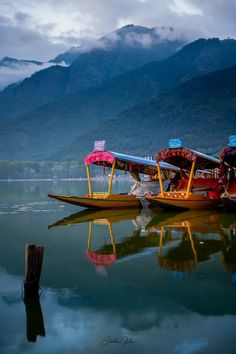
[0,160,86,179]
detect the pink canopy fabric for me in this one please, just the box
[85,251,116,265]
[84,151,115,166]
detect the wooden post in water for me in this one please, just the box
[23,244,45,342]
[24,244,44,299]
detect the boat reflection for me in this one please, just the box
[221,214,236,278]
[49,208,236,275]
[49,208,157,274]
[86,221,117,270]
[147,210,223,273]
[48,208,142,228]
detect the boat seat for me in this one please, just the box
[192,189,208,196]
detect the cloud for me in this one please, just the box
[101,25,186,51]
[1,272,236,354]
[14,11,31,24]
[0,0,236,60]
[168,0,236,39]
[170,0,203,16]
[0,61,67,90]
[0,16,67,61]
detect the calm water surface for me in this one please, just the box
[0,180,236,354]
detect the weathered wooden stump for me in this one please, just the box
[23,244,45,342]
[24,244,44,299]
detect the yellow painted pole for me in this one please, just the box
[108,223,116,255]
[108,160,116,195]
[157,163,164,195]
[187,222,197,261]
[159,226,164,257]
[186,159,196,198]
[85,164,92,197]
[87,222,93,251]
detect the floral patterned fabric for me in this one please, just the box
[84,151,115,166]
[220,147,236,167]
[85,251,116,265]
[156,148,219,170]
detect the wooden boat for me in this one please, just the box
[48,193,140,209]
[219,136,236,209]
[48,141,178,209]
[146,139,222,210]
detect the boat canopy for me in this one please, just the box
[85,251,116,266]
[84,150,179,175]
[220,147,236,168]
[156,147,220,170]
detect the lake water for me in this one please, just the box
[0,180,236,354]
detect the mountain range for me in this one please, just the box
[61,64,236,159]
[0,25,236,170]
[0,56,63,91]
[0,25,185,121]
[51,25,184,65]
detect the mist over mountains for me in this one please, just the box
[52,25,183,64]
[0,25,185,121]
[0,56,63,90]
[0,24,236,173]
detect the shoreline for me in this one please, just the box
[0,176,133,182]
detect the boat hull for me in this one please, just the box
[146,193,221,210]
[48,208,141,229]
[221,194,236,209]
[48,193,141,209]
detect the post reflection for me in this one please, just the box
[24,296,45,342]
